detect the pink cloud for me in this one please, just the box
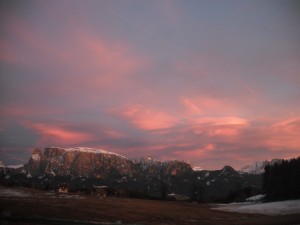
[0,106,66,118]
[181,97,203,114]
[264,117,300,150]
[185,117,249,139]
[103,129,125,139]
[2,16,68,68]
[25,123,94,146]
[130,115,298,168]
[0,39,19,63]
[62,31,144,88]
[180,96,237,116]
[121,105,178,130]
[191,116,248,126]
[206,126,241,137]
[1,13,144,92]
[173,144,215,159]
[201,117,300,165]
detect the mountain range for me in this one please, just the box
[0,147,273,202]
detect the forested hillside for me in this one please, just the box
[264,157,300,201]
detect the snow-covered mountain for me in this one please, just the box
[0,161,4,168]
[239,159,283,174]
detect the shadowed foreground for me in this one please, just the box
[0,187,300,225]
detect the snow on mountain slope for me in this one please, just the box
[63,147,127,159]
[212,199,300,215]
[0,161,4,168]
[239,159,283,174]
[6,164,24,169]
[192,166,203,171]
[239,161,265,174]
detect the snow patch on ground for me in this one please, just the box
[212,199,300,215]
[0,188,32,198]
[246,194,265,202]
[49,171,56,176]
[48,193,85,199]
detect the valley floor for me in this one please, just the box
[0,186,300,225]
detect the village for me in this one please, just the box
[56,184,189,201]
[57,184,128,198]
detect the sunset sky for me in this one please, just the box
[1,0,300,169]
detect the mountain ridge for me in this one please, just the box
[0,147,265,202]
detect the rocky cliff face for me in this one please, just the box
[25,147,136,178]
[27,148,42,176]
[134,157,193,179]
[133,158,194,197]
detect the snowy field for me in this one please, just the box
[212,199,300,215]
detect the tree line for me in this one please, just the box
[263,157,300,201]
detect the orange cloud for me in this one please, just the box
[121,105,177,130]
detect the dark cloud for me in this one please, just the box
[0,123,39,148]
